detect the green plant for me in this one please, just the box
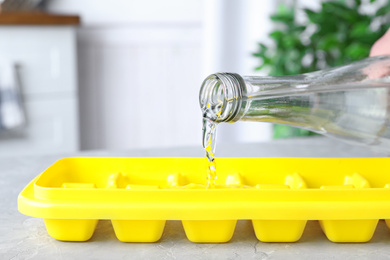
[254,0,390,138]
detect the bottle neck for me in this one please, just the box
[199,73,246,123]
[199,72,314,124]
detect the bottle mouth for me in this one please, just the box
[199,73,245,123]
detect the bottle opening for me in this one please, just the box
[199,73,245,123]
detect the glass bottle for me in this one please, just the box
[199,55,390,152]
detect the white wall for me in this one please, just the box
[48,0,276,150]
[48,0,203,25]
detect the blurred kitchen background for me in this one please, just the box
[0,0,389,156]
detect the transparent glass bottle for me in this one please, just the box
[199,55,390,152]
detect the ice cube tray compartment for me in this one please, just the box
[18,157,390,243]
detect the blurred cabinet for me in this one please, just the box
[0,14,80,156]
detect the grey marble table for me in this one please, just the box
[2,137,390,260]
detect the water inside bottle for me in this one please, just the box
[241,84,390,150]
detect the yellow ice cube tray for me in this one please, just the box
[18,157,390,243]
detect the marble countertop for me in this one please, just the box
[2,137,390,260]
